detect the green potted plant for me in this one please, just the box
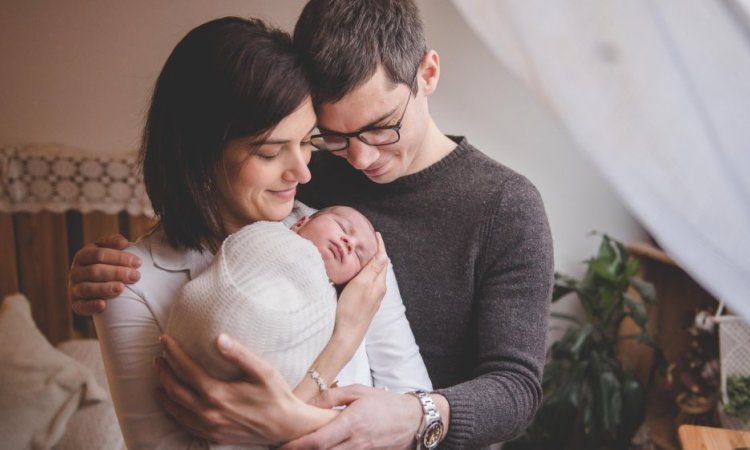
[507,234,658,450]
[721,374,750,429]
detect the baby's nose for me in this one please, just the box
[341,236,353,254]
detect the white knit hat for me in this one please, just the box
[166,221,337,387]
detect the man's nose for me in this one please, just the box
[346,140,380,170]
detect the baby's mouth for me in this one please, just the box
[331,241,344,261]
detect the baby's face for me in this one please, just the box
[292,207,377,285]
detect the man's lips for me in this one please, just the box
[363,164,386,177]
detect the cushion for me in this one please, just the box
[0,293,107,450]
[54,339,124,450]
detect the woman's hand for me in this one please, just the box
[68,233,142,315]
[332,231,389,351]
[156,334,337,445]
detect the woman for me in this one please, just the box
[93,16,430,449]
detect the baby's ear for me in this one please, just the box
[291,216,310,231]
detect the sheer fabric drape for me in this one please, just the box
[452,0,750,318]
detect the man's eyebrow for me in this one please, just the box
[318,106,399,134]
[250,124,317,145]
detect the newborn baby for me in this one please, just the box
[166,206,378,387]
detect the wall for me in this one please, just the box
[0,0,645,308]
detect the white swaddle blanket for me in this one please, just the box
[167,221,337,388]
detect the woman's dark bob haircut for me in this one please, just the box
[141,16,311,250]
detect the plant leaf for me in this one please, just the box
[623,295,647,329]
[630,277,656,304]
[551,312,583,325]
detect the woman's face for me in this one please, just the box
[215,99,316,233]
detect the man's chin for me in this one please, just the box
[362,163,400,183]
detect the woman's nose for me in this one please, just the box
[284,146,312,183]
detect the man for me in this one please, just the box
[69,1,553,448]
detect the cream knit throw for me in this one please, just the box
[167,221,337,388]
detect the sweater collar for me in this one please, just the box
[376,135,472,189]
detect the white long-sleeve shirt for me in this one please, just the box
[93,202,431,450]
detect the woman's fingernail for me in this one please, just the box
[217,334,233,353]
[128,269,140,282]
[131,257,142,268]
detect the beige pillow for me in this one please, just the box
[0,294,106,450]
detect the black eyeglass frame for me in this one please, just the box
[310,72,419,152]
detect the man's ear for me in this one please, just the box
[291,216,310,231]
[419,50,440,96]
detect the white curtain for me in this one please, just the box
[451,0,750,318]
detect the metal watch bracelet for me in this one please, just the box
[408,391,444,449]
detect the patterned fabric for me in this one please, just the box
[0,146,152,216]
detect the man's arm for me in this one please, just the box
[69,233,142,314]
[280,386,450,450]
[435,177,554,447]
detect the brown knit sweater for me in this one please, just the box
[298,136,554,448]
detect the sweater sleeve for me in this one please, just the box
[435,176,554,448]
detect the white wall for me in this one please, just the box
[0,0,644,283]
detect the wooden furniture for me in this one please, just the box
[619,242,722,450]
[1,210,154,344]
[679,424,750,450]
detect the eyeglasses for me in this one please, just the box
[310,73,418,153]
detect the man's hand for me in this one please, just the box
[156,334,337,445]
[69,233,141,315]
[280,385,424,450]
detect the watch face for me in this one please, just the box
[423,421,444,448]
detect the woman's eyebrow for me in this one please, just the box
[251,124,318,145]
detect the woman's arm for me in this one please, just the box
[293,233,392,401]
[93,284,201,449]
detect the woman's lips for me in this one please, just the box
[268,186,296,200]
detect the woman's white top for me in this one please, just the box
[93,202,431,449]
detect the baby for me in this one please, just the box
[166,206,378,388]
[291,206,378,287]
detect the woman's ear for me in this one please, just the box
[419,50,440,96]
[291,216,310,231]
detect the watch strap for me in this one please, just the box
[408,391,443,449]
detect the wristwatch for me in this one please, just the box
[408,391,444,449]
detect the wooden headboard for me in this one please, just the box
[1,146,154,344]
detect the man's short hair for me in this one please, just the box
[293,0,427,105]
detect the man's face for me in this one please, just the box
[315,66,427,184]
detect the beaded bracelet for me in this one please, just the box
[308,366,338,392]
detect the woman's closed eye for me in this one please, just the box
[257,152,280,160]
[253,144,281,160]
